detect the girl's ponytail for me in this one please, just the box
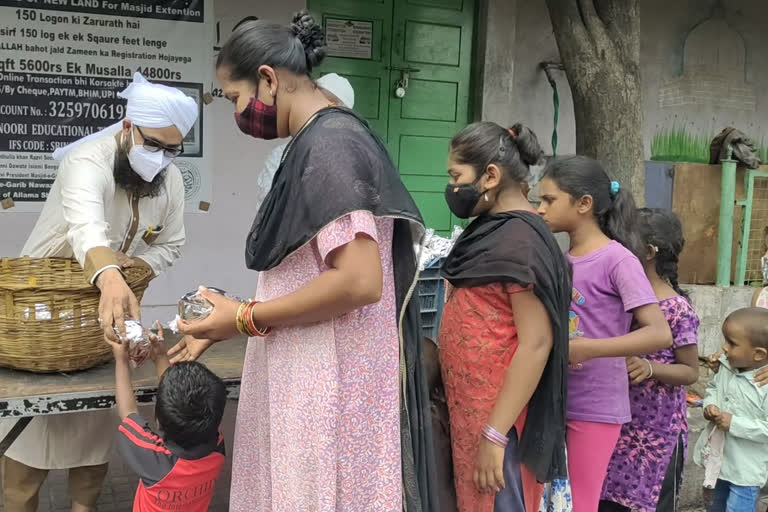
[602,187,644,261]
[542,155,644,260]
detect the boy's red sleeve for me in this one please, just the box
[116,413,176,487]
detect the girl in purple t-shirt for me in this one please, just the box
[537,156,672,512]
[600,209,700,512]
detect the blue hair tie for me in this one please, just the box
[610,181,620,196]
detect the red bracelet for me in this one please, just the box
[243,301,271,337]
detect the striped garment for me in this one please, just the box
[116,413,225,512]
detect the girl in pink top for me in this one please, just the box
[537,156,672,512]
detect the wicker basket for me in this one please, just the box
[0,257,152,373]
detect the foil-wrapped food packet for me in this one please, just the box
[114,319,159,368]
[166,287,243,334]
[177,287,242,322]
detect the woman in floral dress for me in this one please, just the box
[174,11,436,512]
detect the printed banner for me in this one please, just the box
[0,0,215,213]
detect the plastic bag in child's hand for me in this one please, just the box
[177,287,243,322]
[114,319,153,368]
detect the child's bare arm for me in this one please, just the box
[648,345,700,386]
[106,337,139,420]
[149,323,170,380]
[152,346,171,380]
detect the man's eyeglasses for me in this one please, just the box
[135,126,184,158]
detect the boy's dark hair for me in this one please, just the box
[543,155,643,260]
[155,361,226,449]
[725,308,768,350]
[450,122,543,184]
[637,208,688,299]
[217,11,326,81]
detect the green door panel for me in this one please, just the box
[388,0,474,233]
[308,0,475,233]
[409,191,453,232]
[404,21,462,66]
[400,80,458,122]
[308,0,393,138]
[397,135,450,175]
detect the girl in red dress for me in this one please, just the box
[439,122,571,512]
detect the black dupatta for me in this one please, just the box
[441,210,570,482]
[246,107,440,511]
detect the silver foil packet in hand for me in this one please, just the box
[115,319,154,368]
[177,287,242,322]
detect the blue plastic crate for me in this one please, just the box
[418,258,445,342]
[418,279,439,297]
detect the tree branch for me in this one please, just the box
[545,0,591,46]
[545,0,595,63]
[545,0,583,23]
[595,0,641,70]
[577,0,610,52]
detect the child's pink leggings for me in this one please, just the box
[566,420,622,512]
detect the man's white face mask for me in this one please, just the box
[127,128,175,182]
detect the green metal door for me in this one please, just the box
[387,0,474,232]
[309,0,475,233]
[308,0,394,139]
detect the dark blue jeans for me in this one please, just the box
[493,428,525,512]
[708,479,760,512]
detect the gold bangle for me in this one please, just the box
[236,302,248,335]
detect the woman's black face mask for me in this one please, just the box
[444,181,484,219]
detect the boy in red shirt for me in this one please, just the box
[107,327,226,511]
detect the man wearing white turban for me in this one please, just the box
[0,73,198,512]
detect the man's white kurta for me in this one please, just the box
[0,134,185,469]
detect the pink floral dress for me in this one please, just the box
[229,211,402,512]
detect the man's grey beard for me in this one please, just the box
[114,136,167,198]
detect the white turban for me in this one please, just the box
[52,72,199,161]
[317,73,355,109]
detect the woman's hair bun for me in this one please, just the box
[291,11,327,71]
[510,123,544,167]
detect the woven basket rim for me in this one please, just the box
[0,257,152,292]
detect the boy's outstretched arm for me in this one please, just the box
[149,322,170,379]
[106,336,138,420]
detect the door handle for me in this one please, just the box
[390,67,420,99]
[386,66,421,73]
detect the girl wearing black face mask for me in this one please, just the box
[175,10,436,512]
[439,122,571,511]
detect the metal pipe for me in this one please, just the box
[539,61,563,86]
[539,62,563,158]
[716,148,737,287]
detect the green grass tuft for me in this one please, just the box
[650,125,767,164]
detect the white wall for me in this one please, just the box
[640,0,767,153]
[509,0,576,157]
[508,0,768,160]
[0,0,306,321]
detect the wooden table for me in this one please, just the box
[0,334,246,456]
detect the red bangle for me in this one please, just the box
[243,301,271,337]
